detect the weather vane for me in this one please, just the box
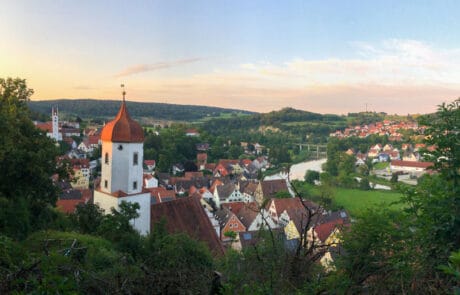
[121,84,126,102]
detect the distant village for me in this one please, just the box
[330,119,435,179]
[33,105,436,267]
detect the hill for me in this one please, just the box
[28,99,255,122]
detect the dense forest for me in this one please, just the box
[28,99,254,122]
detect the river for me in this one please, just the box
[265,158,391,190]
[264,158,327,181]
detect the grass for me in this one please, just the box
[292,181,404,217]
[373,162,390,170]
[332,188,404,216]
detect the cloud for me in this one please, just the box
[114,58,202,77]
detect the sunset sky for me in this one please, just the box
[1,0,460,114]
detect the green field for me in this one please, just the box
[293,182,404,217]
[332,188,404,216]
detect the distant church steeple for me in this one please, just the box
[51,106,60,141]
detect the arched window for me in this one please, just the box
[105,152,109,164]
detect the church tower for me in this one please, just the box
[51,106,60,141]
[93,86,151,234]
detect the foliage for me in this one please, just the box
[334,99,460,293]
[28,99,254,121]
[274,190,291,198]
[140,221,215,294]
[0,78,63,239]
[304,169,320,184]
[334,209,415,294]
[439,250,460,295]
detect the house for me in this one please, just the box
[238,181,258,203]
[254,179,289,205]
[383,144,394,152]
[57,188,92,214]
[402,151,419,162]
[214,159,240,177]
[185,128,200,137]
[213,183,244,207]
[143,173,158,189]
[390,160,433,174]
[234,202,277,232]
[345,148,355,156]
[367,148,380,158]
[196,143,210,151]
[197,153,207,170]
[172,163,185,175]
[377,153,390,162]
[70,158,90,189]
[214,207,247,241]
[147,187,176,204]
[150,196,224,255]
[144,160,156,171]
[267,198,308,239]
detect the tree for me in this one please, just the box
[304,170,320,185]
[0,78,62,239]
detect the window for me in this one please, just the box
[118,144,123,151]
[104,180,108,188]
[133,152,138,165]
[133,181,137,190]
[104,153,109,164]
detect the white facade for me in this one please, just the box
[94,132,150,234]
[93,190,151,235]
[101,141,144,195]
[50,107,62,141]
[247,209,278,231]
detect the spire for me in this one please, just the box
[121,84,126,102]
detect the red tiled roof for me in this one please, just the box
[101,101,144,143]
[391,160,433,169]
[144,160,156,166]
[270,198,305,215]
[221,201,256,215]
[197,153,207,161]
[88,134,100,145]
[314,219,344,243]
[36,122,53,132]
[150,196,224,255]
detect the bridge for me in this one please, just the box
[296,143,327,159]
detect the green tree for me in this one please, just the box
[304,170,320,184]
[0,78,62,239]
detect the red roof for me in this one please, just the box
[144,160,156,166]
[222,201,257,215]
[36,122,53,132]
[150,196,224,255]
[197,153,207,161]
[101,101,144,143]
[314,219,344,242]
[391,160,433,169]
[270,198,305,215]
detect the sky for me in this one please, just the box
[1,0,460,114]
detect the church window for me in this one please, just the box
[118,145,123,151]
[133,152,138,165]
[133,181,137,190]
[104,180,108,188]
[104,153,109,164]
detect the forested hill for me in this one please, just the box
[28,99,255,121]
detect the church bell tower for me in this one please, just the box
[93,85,151,234]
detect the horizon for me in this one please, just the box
[31,97,438,116]
[2,1,460,114]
